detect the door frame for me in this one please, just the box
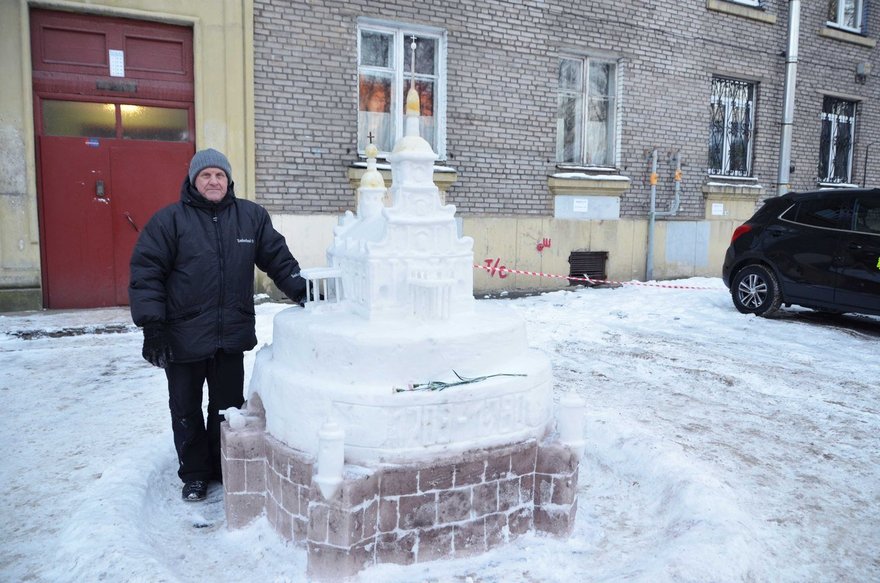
[30,8,195,308]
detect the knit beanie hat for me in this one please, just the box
[188,148,232,183]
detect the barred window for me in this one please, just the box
[827,0,864,32]
[818,96,856,184]
[358,21,445,157]
[708,77,755,177]
[556,56,618,167]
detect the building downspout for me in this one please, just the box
[777,0,800,196]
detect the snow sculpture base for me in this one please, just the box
[221,395,580,581]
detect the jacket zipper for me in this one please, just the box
[214,209,225,349]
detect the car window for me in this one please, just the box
[784,197,851,229]
[853,197,880,235]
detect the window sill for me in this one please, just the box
[702,179,765,199]
[346,163,458,193]
[555,164,618,173]
[706,0,776,25]
[819,27,877,48]
[548,172,631,197]
[817,181,860,189]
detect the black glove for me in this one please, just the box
[142,324,173,368]
[280,272,308,306]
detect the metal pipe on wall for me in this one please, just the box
[864,141,879,186]
[777,0,801,196]
[646,150,683,281]
[657,151,682,217]
[646,149,658,281]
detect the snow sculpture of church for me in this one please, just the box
[220,81,585,582]
[329,86,474,322]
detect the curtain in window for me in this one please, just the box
[359,30,394,153]
[557,58,583,164]
[556,57,615,166]
[357,28,440,155]
[819,96,856,183]
[586,63,613,165]
[828,0,863,30]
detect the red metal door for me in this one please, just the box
[109,141,192,305]
[38,136,116,308]
[38,136,192,308]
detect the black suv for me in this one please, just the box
[722,187,880,317]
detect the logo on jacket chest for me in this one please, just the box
[236,238,255,244]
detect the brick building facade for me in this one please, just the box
[252,0,878,218]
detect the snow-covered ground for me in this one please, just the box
[1,278,878,582]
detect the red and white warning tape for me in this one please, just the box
[473,263,723,290]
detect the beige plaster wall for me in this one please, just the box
[0,0,254,310]
[465,217,734,292]
[0,0,41,308]
[267,214,740,298]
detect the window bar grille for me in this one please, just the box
[819,97,855,183]
[709,78,754,177]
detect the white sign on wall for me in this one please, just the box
[572,198,589,212]
[711,202,725,216]
[109,50,125,77]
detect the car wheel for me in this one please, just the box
[731,264,782,317]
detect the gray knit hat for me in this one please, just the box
[188,148,232,183]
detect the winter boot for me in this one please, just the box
[182,480,208,502]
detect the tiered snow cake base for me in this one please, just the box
[220,302,582,580]
[250,302,553,464]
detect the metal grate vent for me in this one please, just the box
[568,251,608,284]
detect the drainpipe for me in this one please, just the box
[646,149,658,281]
[777,0,800,196]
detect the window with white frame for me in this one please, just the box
[827,0,864,32]
[708,77,755,177]
[357,21,445,157]
[556,56,618,167]
[818,96,856,184]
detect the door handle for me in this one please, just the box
[124,212,140,233]
[96,180,106,199]
[848,242,863,250]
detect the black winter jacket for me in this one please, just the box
[129,179,304,363]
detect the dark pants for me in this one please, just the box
[165,350,244,483]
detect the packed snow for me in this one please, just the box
[1,278,878,582]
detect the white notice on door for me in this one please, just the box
[573,198,589,212]
[109,50,125,77]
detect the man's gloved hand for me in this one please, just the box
[282,272,309,306]
[142,324,173,368]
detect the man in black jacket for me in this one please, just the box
[129,148,306,502]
